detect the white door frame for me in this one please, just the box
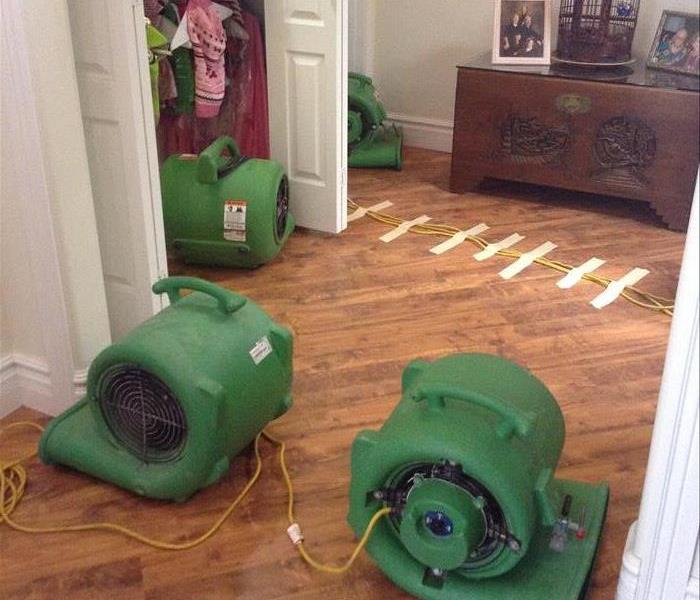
[617,180,699,600]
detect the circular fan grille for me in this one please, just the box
[276,175,290,241]
[97,364,187,463]
[384,462,510,571]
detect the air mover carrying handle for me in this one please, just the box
[152,277,247,314]
[412,383,536,440]
[197,136,243,184]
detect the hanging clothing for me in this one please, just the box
[229,10,269,157]
[187,0,227,118]
[156,6,269,159]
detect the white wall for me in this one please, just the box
[362,0,698,151]
[0,0,111,417]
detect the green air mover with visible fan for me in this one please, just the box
[348,72,403,170]
[39,277,293,502]
[349,353,609,600]
[160,136,294,268]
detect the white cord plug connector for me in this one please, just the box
[287,523,304,545]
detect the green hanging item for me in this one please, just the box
[146,23,169,125]
[160,136,294,268]
[39,277,293,502]
[348,72,403,170]
[348,353,609,600]
[171,47,195,115]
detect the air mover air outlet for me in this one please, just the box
[276,175,290,242]
[98,364,187,464]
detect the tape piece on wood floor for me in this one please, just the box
[590,268,650,309]
[499,241,558,280]
[557,257,606,289]
[429,224,490,255]
[380,215,432,243]
[473,233,524,262]
[348,201,394,223]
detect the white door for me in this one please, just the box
[265,0,348,233]
[67,0,168,340]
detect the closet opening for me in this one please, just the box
[146,0,269,165]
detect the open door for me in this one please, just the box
[67,0,168,340]
[265,0,348,233]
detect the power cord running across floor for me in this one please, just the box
[348,199,675,317]
[0,421,389,573]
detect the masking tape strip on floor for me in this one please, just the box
[348,201,394,223]
[591,268,650,309]
[380,215,432,243]
[557,257,606,290]
[499,241,558,280]
[473,233,525,262]
[429,223,490,255]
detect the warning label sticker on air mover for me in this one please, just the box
[250,336,273,365]
[224,200,247,242]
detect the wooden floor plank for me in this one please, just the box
[1,147,685,600]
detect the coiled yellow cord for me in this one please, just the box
[1,421,389,573]
[348,199,675,316]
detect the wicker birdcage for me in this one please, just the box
[557,0,641,63]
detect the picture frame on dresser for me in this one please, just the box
[647,11,700,77]
[492,0,552,65]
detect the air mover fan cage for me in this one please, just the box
[275,175,290,242]
[382,461,515,573]
[557,0,641,63]
[97,364,188,463]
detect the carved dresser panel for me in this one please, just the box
[450,57,699,231]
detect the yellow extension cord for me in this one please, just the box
[347,198,675,317]
[0,421,389,573]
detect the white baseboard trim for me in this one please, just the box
[617,521,641,600]
[0,352,52,417]
[385,112,454,153]
[617,521,700,600]
[0,353,86,417]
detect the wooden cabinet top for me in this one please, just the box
[458,53,699,93]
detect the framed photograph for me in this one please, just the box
[492,0,552,65]
[647,11,700,77]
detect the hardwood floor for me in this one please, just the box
[1,147,686,600]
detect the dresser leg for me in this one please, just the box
[649,197,692,232]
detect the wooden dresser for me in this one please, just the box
[450,57,699,231]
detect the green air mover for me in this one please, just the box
[349,353,608,600]
[160,136,294,268]
[348,73,403,170]
[39,277,293,502]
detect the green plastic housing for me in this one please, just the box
[160,136,295,268]
[348,72,403,170]
[39,277,293,502]
[348,353,609,600]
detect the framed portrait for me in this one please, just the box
[647,11,700,77]
[493,0,552,65]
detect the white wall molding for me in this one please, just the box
[616,182,700,600]
[386,112,454,153]
[0,353,55,416]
